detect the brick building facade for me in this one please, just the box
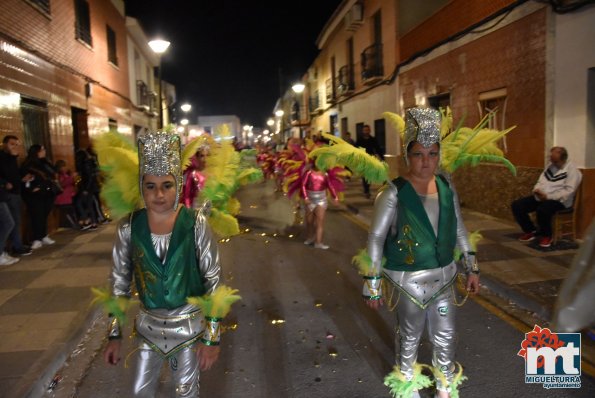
[300,0,593,235]
[0,0,132,168]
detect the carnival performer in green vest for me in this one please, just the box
[364,108,480,398]
[101,131,224,397]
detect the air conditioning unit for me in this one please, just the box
[345,2,364,31]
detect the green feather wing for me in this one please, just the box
[310,133,388,184]
[93,133,141,219]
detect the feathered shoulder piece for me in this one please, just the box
[309,133,388,184]
[93,131,142,219]
[383,109,516,175]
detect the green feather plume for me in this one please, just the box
[352,248,386,276]
[208,207,240,237]
[90,287,130,326]
[237,168,264,185]
[384,364,434,398]
[430,362,467,398]
[187,285,241,319]
[310,133,388,184]
[440,112,516,175]
[93,133,142,219]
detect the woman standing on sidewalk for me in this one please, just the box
[363,108,480,398]
[20,144,57,249]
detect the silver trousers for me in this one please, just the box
[396,288,456,392]
[132,341,200,397]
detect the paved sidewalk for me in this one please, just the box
[0,179,591,397]
[0,224,115,398]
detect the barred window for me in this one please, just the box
[107,25,118,65]
[74,0,92,46]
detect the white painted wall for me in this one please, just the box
[553,5,595,168]
[332,84,398,155]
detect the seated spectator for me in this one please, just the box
[511,146,582,248]
[54,160,79,229]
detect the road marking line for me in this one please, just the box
[461,286,595,378]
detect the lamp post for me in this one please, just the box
[291,83,305,138]
[148,39,171,129]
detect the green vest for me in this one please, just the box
[131,207,206,309]
[383,176,457,272]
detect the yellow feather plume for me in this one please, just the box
[187,285,241,319]
[182,135,211,170]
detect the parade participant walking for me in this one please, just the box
[301,163,339,250]
[364,108,479,398]
[100,131,225,397]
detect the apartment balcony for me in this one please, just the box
[361,43,383,85]
[336,64,355,97]
[136,80,158,116]
[325,78,336,104]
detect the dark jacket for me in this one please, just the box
[0,150,22,195]
[356,135,383,159]
[20,157,57,196]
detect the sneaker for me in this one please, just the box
[12,246,32,256]
[31,240,43,250]
[314,243,329,250]
[80,223,92,231]
[42,236,55,245]
[0,252,19,266]
[539,237,553,248]
[304,239,314,246]
[518,231,536,242]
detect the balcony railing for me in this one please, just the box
[309,90,321,113]
[336,64,355,96]
[136,80,157,114]
[325,78,335,103]
[361,43,383,83]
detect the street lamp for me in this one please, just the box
[181,103,192,113]
[275,110,284,117]
[148,39,171,129]
[267,118,274,127]
[180,118,189,126]
[291,83,305,93]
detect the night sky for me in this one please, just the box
[124,0,343,127]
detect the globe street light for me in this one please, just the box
[275,110,284,117]
[148,39,171,128]
[180,118,189,126]
[291,83,305,94]
[181,103,192,113]
[267,118,274,127]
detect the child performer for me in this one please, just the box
[102,132,224,397]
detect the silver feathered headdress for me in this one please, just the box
[138,131,182,209]
[403,107,441,151]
